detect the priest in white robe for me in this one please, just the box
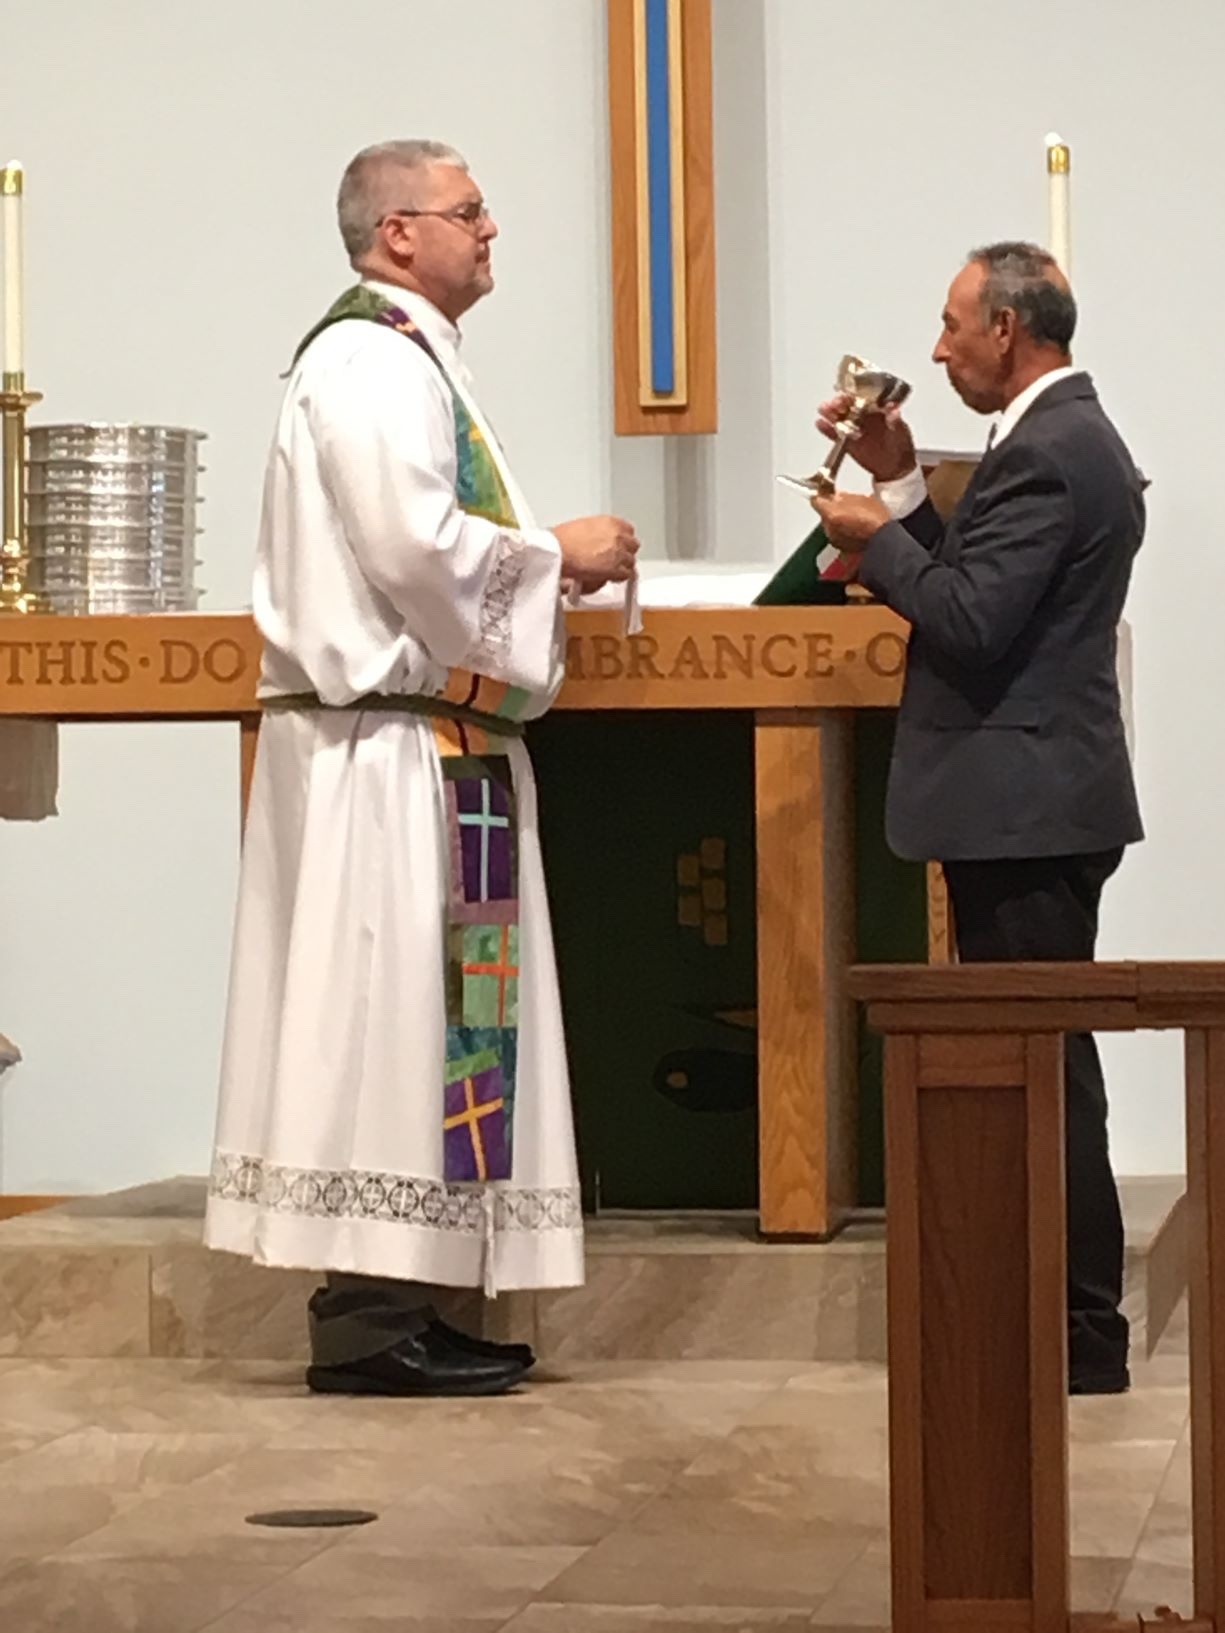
[204,139,639,1396]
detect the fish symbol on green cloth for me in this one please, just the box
[652,1002,759,1115]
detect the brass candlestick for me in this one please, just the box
[0,370,41,614]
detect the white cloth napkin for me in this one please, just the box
[567,576,643,634]
[623,573,642,635]
[0,719,59,820]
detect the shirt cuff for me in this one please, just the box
[874,465,928,520]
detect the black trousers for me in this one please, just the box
[941,849,1129,1377]
[308,1274,434,1366]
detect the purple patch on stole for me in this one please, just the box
[454,776,514,903]
[442,1064,511,1183]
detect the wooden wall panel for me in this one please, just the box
[608,0,717,434]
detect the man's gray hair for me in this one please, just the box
[970,240,1077,351]
[337,140,468,260]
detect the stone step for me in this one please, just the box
[0,1176,1186,1362]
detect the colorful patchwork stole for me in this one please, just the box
[293,285,519,526]
[297,288,532,1186]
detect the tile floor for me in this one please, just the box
[0,1305,1194,1631]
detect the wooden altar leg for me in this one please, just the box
[926,862,955,964]
[1186,1027,1225,1626]
[884,1028,1069,1632]
[754,707,856,1238]
[239,712,260,828]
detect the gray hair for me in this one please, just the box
[337,140,469,260]
[970,240,1077,351]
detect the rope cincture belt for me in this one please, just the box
[261,690,527,739]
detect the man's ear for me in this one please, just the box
[994,307,1019,353]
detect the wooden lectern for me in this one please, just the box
[853,961,1225,1633]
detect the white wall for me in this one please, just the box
[1,0,1217,1189]
[0,0,621,1191]
[763,0,1225,1175]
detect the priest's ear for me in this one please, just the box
[376,211,419,265]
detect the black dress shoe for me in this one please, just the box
[1069,1366,1131,1397]
[427,1316,536,1371]
[306,1325,526,1398]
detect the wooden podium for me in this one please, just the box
[853,962,1225,1633]
[0,605,936,1237]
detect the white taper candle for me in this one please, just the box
[1045,133,1071,282]
[1,161,24,380]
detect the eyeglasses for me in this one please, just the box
[377,200,491,232]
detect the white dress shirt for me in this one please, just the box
[875,365,1080,520]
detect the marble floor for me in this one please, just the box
[0,1305,1194,1632]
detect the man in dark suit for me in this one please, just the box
[814,241,1144,1395]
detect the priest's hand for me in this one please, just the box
[553,515,641,587]
[816,393,917,484]
[811,491,890,553]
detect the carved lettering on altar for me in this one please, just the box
[804,633,835,678]
[0,611,908,717]
[668,637,709,681]
[0,622,258,713]
[865,632,906,678]
[0,637,254,691]
[627,635,664,680]
[159,637,248,686]
[0,637,136,687]
[712,635,754,680]
[562,618,908,701]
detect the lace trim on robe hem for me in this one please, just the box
[476,534,527,670]
[209,1151,581,1234]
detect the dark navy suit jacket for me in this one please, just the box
[858,372,1144,862]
